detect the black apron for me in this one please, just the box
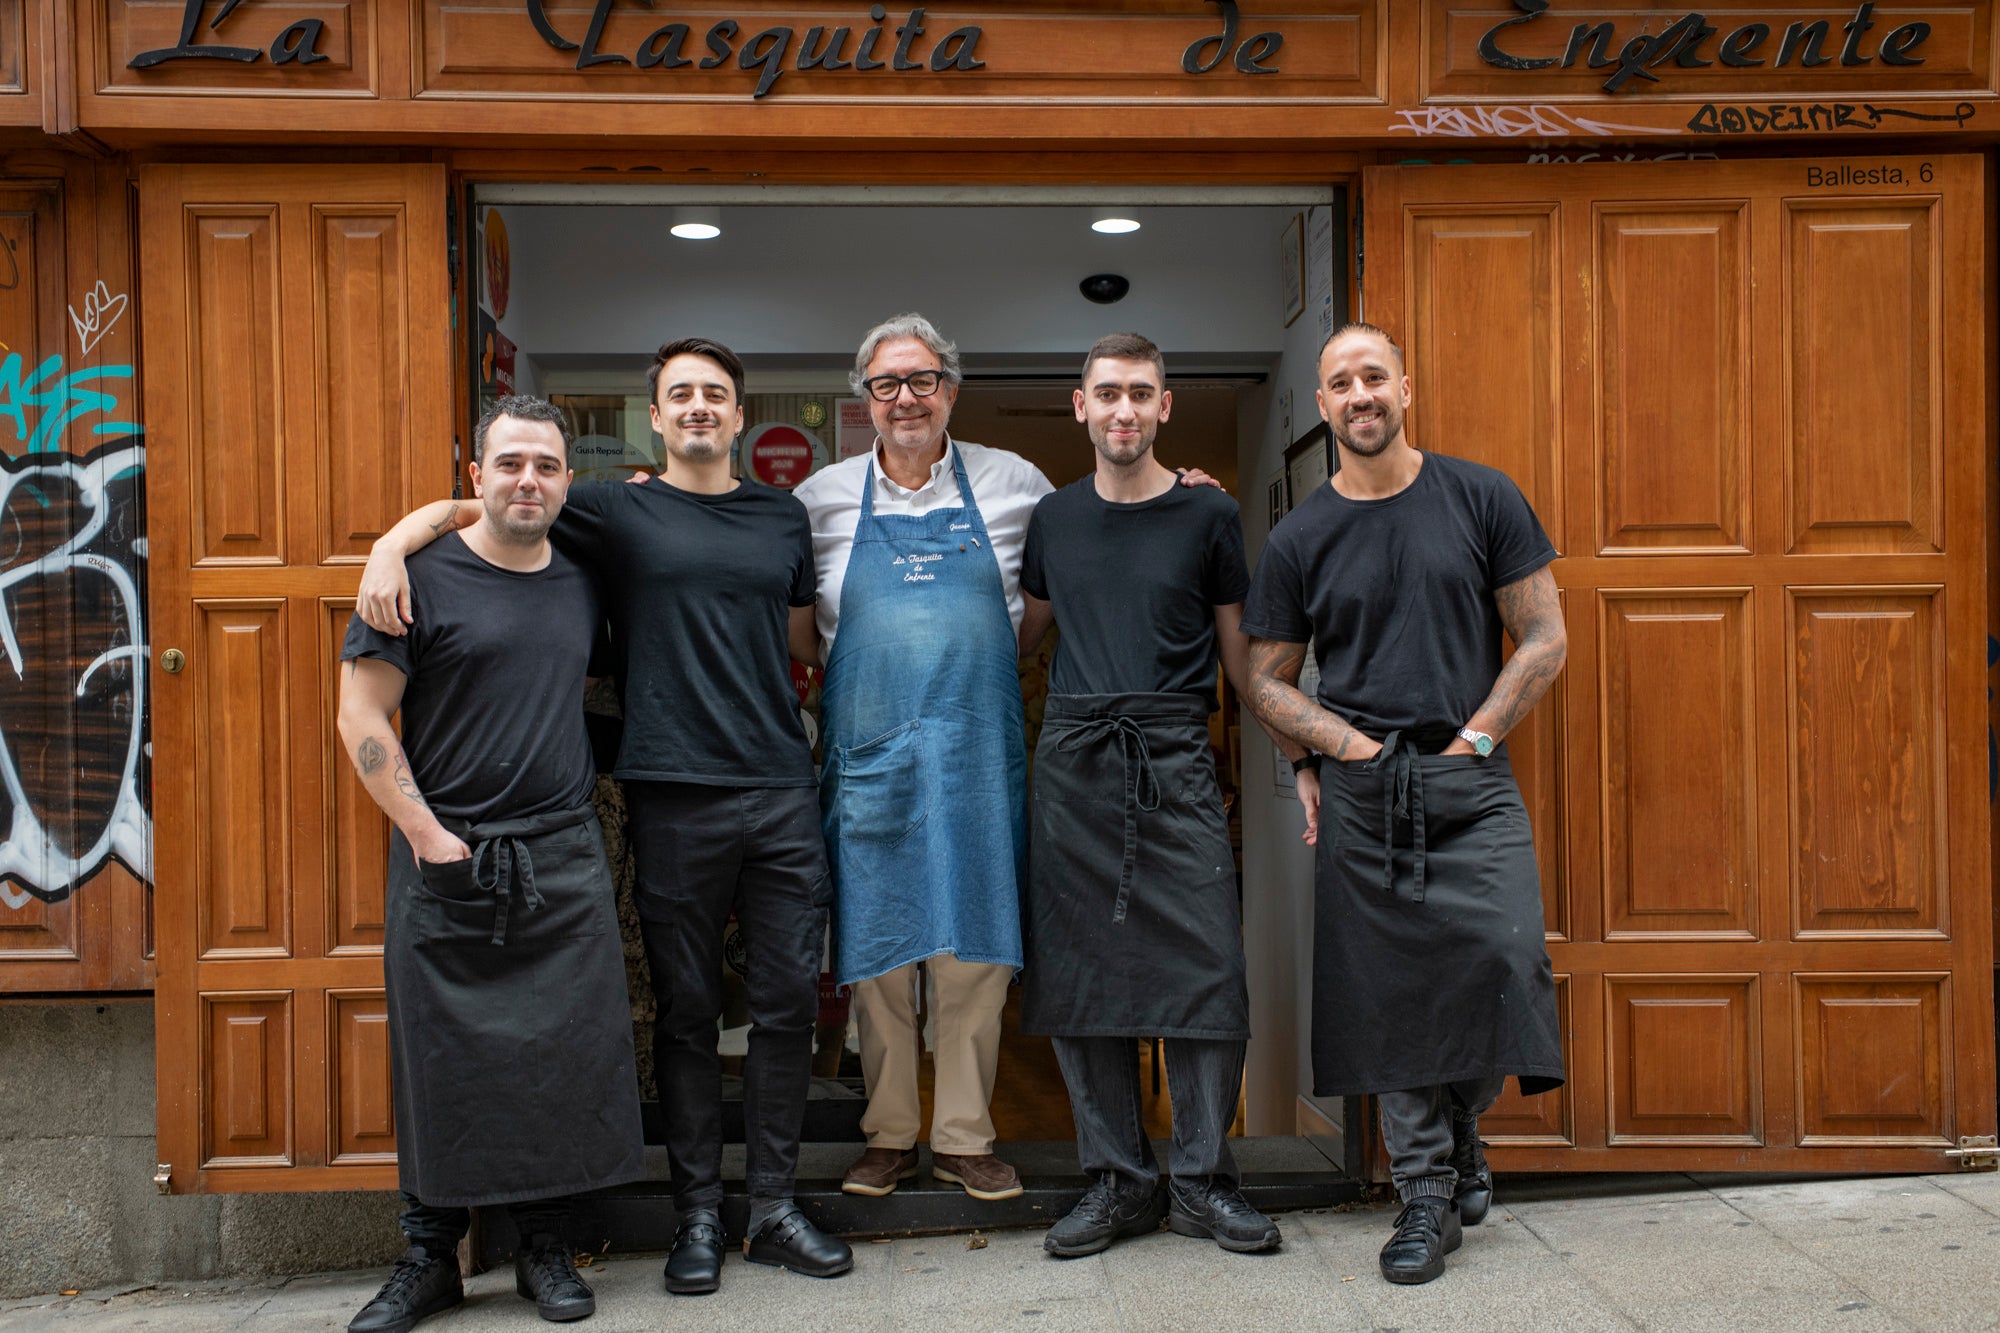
[1023,693,1249,1041]
[385,804,646,1209]
[1312,733,1565,1098]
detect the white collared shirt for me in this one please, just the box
[793,435,1055,662]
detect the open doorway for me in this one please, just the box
[466,189,1350,1237]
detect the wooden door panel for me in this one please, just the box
[201,991,294,1169]
[1600,590,1756,940]
[0,892,80,961]
[315,205,415,565]
[193,600,292,960]
[1607,975,1760,1145]
[148,164,448,1193]
[1789,589,1945,939]
[1796,974,1951,1145]
[1365,156,1990,1173]
[1402,206,1563,549]
[1784,200,1941,556]
[320,598,387,956]
[1595,205,1750,554]
[328,989,397,1166]
[189,208,286,567]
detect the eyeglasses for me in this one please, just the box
[861,370,948,402]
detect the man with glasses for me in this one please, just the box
[794,313,1053,1203]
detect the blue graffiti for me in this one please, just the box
[0,353,141,455]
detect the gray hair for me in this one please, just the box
[850,313,962,395]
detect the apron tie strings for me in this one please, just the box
[471,835,547,946]
[1365,731,1428,905]
[1057,715,1160,925]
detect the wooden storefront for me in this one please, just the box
[1,0,1995,1194]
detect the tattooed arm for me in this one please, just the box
[336,658,471,864]
[1444,565,1566,755]
[1217,605,1317,844]
[355,501,478,636]
[1245,637,1383,765]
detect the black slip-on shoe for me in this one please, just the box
[1044,1176,1166,1258]
[663,1208,723,1295]
[348,1246,463,1333]
[1378,1196,1462,1285]
[744,1207,854,1279]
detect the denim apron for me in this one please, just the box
[819,448,1027,986]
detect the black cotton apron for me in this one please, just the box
[1023,693,1249,1041]
[385,804,646,1209]
[1311,735,1564,1098]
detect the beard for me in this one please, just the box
[668,435,726,464]
[485,497,554,543]
[1091,424,1155,468]
[1333,403,1401,458]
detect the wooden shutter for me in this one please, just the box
[143,164,450,1191]
[1363,156,1994,1171]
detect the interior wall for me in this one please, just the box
[1238,195,1347,1137]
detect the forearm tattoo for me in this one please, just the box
[356,736,388,775]
[391,753,430,810]
[425,502,460,538]
[1476,567,1568,739]
[1245,638,1372,760]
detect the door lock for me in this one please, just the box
[160,649,185,674]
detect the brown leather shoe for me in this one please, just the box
[932,1152,1024,1201]
[841,1146,919,1197]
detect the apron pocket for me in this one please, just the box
[834,719,926,847]
[416,856,482,904]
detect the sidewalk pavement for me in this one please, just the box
[5,1171,1998,1332]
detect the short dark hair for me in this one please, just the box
[473,394,573,465]
[1082,332,1166,385]
[648,337,746,405]
[1320,321,1404,369]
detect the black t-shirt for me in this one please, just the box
[340,533,597,823]
[1021,479,1249,711]
[553,477,816,787]
[1239,452,1557,738]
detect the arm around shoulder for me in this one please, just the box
[357,500,474,635]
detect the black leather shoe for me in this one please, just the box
[349,1246,463,1333]
[744,1207,854,1278]
[663,1208,724,1295]
[1379,1196,1462,1285]
[514,1234,596,1322]
[1166,1177,1282,1253]
[1449,1115,1493,1226]
[1044,1175,1165,1257]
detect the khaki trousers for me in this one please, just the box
[850,954,1012,1154]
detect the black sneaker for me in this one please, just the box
[348,1246,463,1333]
[1165,1177,1282,1253]
[1043,1175,1165,1258]
[1378,1196,1462,1285]
[1449,1115,1493,1226]
[514,1233,597,1323]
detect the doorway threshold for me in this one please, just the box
[475,1137,1361,1265]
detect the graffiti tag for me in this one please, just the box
[1387,104,1676,138]
[1687,101,1976,134]
[0,353,140,455]
[68,282,129,358]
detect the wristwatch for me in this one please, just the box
[1291,753,1320,775]
[1456,727,1495,757]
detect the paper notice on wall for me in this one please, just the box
[836,398,875,460]
[1307,205,1336,343]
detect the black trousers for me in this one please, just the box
[628,780,830,1210]
[400,1191,570,1250]
[1053,1036,1245,1190]
[1376,1076,1506,1201]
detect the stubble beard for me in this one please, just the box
[1092,425,1154,470]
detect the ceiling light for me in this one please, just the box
[1091,209,1141,235]
[670,207,722,240]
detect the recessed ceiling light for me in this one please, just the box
[1091,210,1141,235]
[671,207,722,240]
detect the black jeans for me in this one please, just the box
[628,780,830,1210]
[1376,1076,1506,1201]
[400,1191,570,1251]
[1053,1036,1245,1191]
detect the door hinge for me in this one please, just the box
[153,1163,172,1194]
[1944,1135,1998,1169]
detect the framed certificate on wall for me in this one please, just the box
[1284,422,1330,508]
